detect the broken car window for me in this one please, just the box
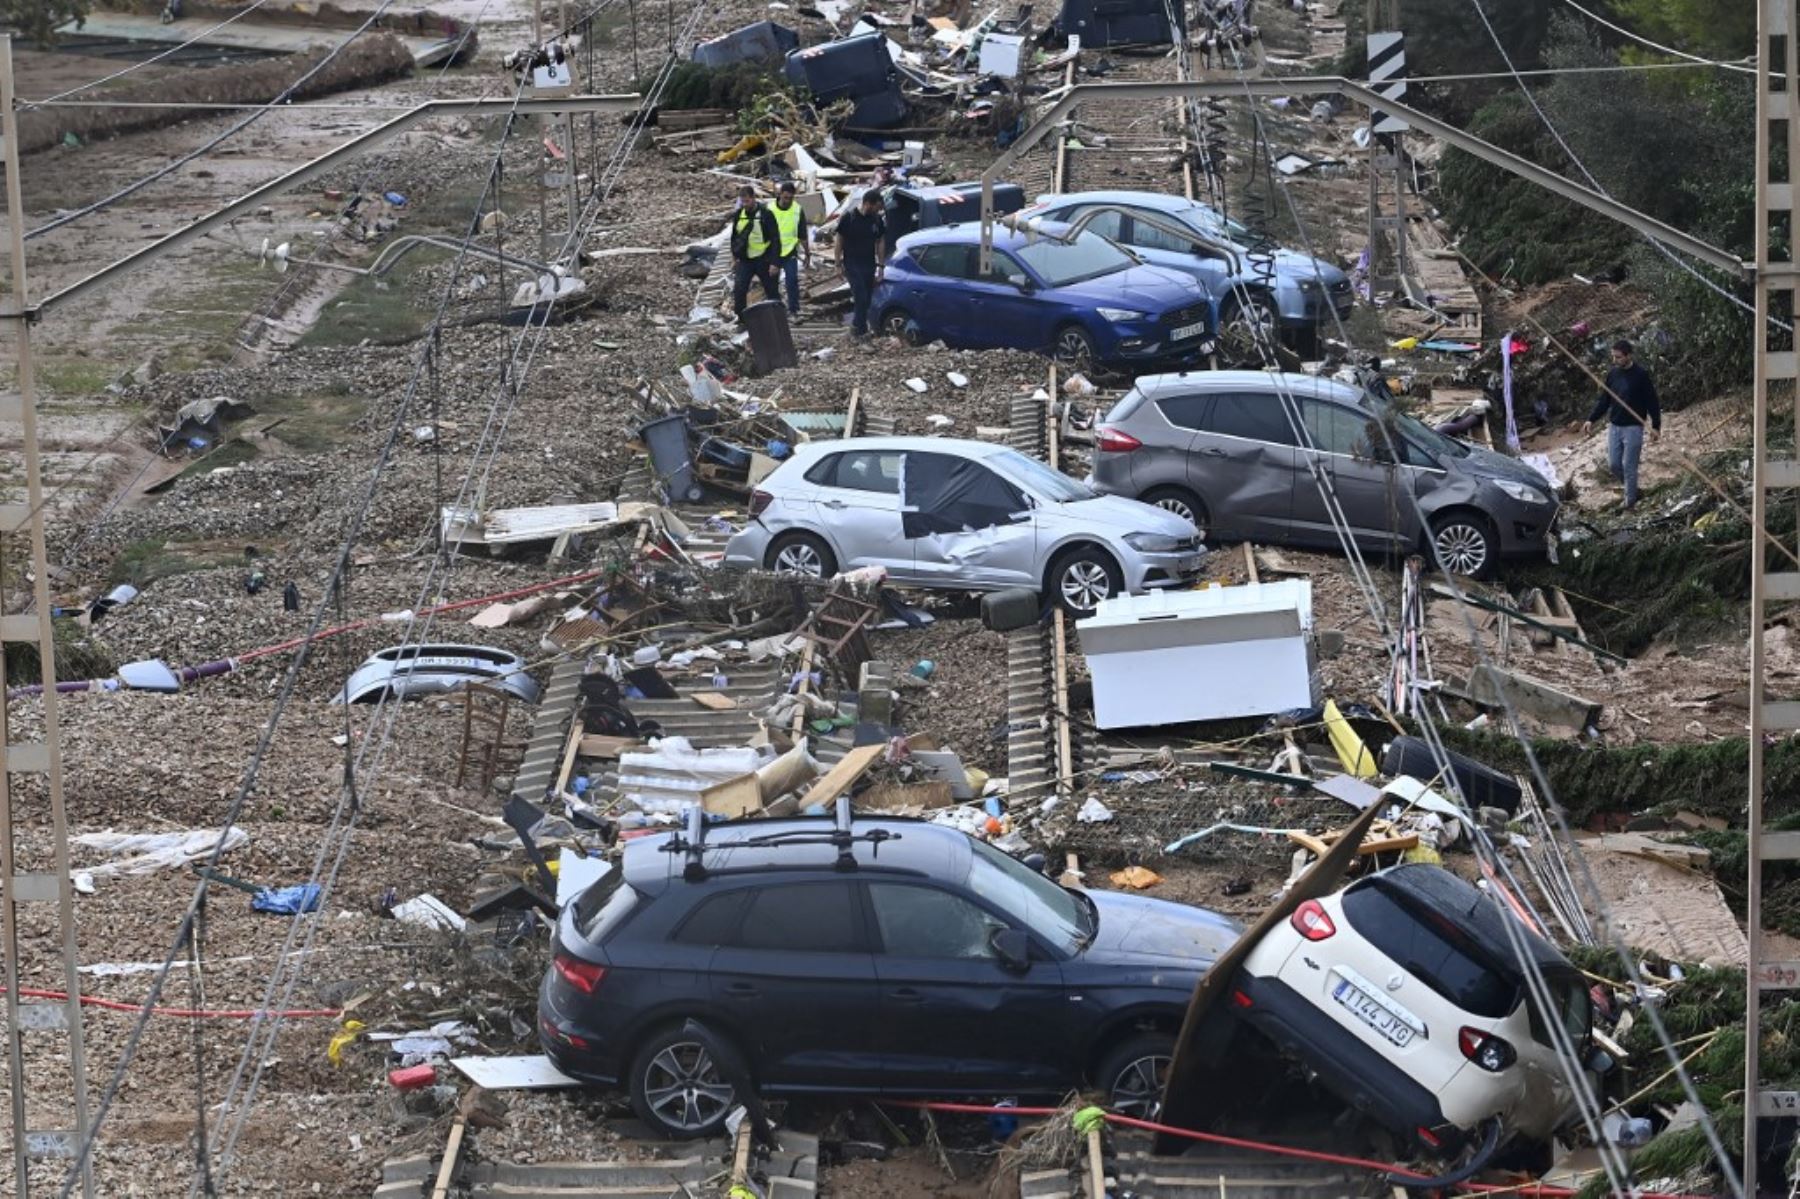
[868,883,1006,959]
[1206,393,1299,447]
[965,840,1086,956]
[1013,229,1133,287]
[732,883,864,953]
[899,452,1028,538]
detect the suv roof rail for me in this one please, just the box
[661,797,901,881]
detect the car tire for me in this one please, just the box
[627,1026,740,1140]
[765,532,837,579]
[1048,544,1122,617]
[1052,323,1097,372]
[1140,486,1209,538]
[878,306,919,345]
[1095,1031,1175,1121]
[1218,292,1280,363]
[1429,512,1497,580]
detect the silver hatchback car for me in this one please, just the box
[723,436,1206,614]
[1090,371,1559,578]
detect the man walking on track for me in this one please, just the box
[1581,339,1660,511]
[730,185,780,318]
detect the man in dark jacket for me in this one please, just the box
[730,185,780,318]
[835,190,886,338]
[1581,339,1660,510]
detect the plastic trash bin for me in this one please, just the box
[640,413,703,504]
[741,300,798,373]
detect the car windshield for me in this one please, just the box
[966,838,1089,955]
[1385,402,1471,461]
[988,448,1095,503]
[1013,229,1134,286]
[1184,204,1254,243]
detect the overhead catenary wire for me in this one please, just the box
[53,64,538,1199]
[1553,0,1756,74]
[200,4,692,1185]
[1464,0,1786,337]
[21,0,279,111]
[1202,21,1738,1195]
[27,0,397,242]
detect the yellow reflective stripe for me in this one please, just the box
[770,203,802,256]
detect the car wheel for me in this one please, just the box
[1219,293,1280,363]
[1141,486,1208,538]
[879,306,918,344]
[628,1028,739,1139]
[765,532,837,579]
[1048,545,1122,617]
[1430,512,1496,579]
[1096,1032,1174,1121]
[1053,324,1097,372]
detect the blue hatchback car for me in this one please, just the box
[871,223,1216,371]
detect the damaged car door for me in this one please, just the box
[1290,396,1421,553]
[703,881,883,1090]
[805,448,914,578]
[902,450,1039,588]
[865,880,1077,1093]
[1186,391,1301,541]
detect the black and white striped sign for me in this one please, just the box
[1367,31,1407,134]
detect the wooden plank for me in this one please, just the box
[578,735,641,759]
[858,781,953,811]
[1052,608,1073,796]
[690,692,738,711]
[1085,1127,1107,1199]
[789,638,818,742]
[429,1119,467,1199]
[552,722,583,797]
[795,743,885,809]
[700,773,763,818]
[1243,541,1260,584]
[1287,829,1420,858]
[843,385,861,438]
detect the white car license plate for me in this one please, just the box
[1171,321,1207,341]
[1333,977,1415,1047]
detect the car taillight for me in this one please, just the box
[1289,899,1336,941]
[1458,1027,1516,1072]
[749,489,773,517]
[553,952,606,994]
[1096,425,1142,453]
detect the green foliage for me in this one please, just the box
[651,62,792,114]
[4,0,86,46]
[1610,0,1756,61]
[3,619,113,687]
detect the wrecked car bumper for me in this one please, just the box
[1124,548,1208,591]
[721,525,772,572]
[1492,496,1561,558]
[1231,970,1468,1155]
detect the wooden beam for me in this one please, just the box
[1243,542,1260,584]
[843,385,861,438]
[552,720,583,797]
[794,743,885,809]
[1085,1126,1107,1199]
[1052,608,1073,797]
[429,1117,467,1199]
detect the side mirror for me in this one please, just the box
[1010,275,1035,293]
[991,928,1030,974]
[1584,1044,1616,1075]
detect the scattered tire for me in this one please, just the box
[765,532,837,579]
[1048,545,1122,616]
[627,1027,739,1139]
[1095,1031,1175,1121]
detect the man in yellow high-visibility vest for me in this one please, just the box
[730,185,780,317]
[769,181,811,318]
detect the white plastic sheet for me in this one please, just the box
[72,828,249,879]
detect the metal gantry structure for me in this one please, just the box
[1364,0,1409,299]
[0,35,95,1199]
[1746,2,1798,1193]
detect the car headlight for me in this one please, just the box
[1297,278,1321,293]
[1494,479,1547,504]
[1124,532,1189,552]
[1096,307,1147,323]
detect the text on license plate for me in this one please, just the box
[1333,978,1415,1047]
[1171,321,1207,341]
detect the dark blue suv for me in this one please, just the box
[539,809,1241,1138]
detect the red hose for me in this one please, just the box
[888,1100,1710,1199]
[3,986,340,1020]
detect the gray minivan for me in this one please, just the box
[1090,370,1558,578]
